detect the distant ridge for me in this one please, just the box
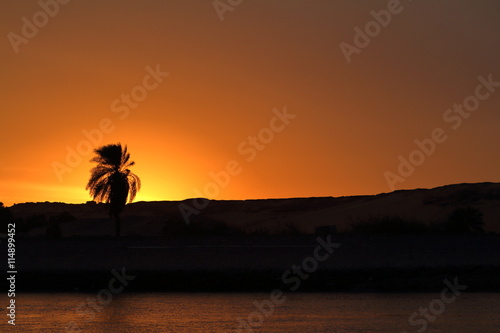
[8,182,500,236]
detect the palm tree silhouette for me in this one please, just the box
[86,143,141,237]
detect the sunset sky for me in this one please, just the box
[1,0,499,206]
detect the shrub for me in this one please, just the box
[443,206,484,233]
[350,215,431,234]
[162,214,242,236]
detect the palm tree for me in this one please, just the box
[86,143,141,237]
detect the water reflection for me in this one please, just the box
[2,293,499,332]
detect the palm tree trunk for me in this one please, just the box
[114,214,121,237]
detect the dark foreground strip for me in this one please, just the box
[16,266,500,292]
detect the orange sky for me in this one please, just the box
[1,0,500,206]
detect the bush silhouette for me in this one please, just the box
[0,203,13,226]
[46,220,62,239]
[162,214,242,236]
[444,206,484,233]
[350,215,431,234]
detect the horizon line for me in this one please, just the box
[4,181,498,208]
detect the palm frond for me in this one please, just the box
[86,143,141,208]
[127,172,141,203]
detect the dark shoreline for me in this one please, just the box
[9,234,500,293]
[17,266,500,293]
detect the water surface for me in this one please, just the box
[3,293,499,332]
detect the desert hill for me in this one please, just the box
[5,182,500,292]
[7,182,500,237]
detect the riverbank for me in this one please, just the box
[16,266,500,292]
[8,234,500,292]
